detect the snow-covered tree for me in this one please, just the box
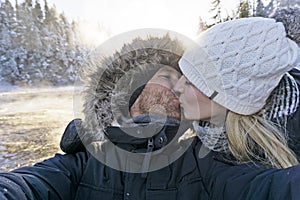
[32,0,43,28]
[210,0,222,23]
[271,7,300,45]
[0,1,16,84]
[255,0,267,16]
[276,0,300,8]
[0,0,91,86]
[239,1,251,18]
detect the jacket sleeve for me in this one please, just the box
[0,151,88,200]
[196,142,300,200]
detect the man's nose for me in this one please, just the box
[173,76,185,96]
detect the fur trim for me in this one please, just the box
[80,35,184,141]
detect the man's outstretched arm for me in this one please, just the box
[0,151,88,200]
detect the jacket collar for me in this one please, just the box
[104,114,180,151]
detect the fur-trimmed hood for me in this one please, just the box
[80,34,185,141]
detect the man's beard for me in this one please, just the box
[130,83,181,120]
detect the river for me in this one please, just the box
[0,87,77,171]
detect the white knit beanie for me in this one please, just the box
[179,17,300,115]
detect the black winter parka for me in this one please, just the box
[1,135,300,200]
[0,122,209,200]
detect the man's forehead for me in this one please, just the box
[157,66,180,74]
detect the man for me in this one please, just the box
[0,35,207,200]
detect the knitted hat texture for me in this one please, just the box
[179,17,300,115]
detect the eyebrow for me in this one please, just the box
[159,68,180,75]
[158,67,181,78]
[159,68,173,73]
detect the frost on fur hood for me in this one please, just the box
[79,35,184,141]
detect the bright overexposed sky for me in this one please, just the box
[44,0,240,42]
[10,0,243,44]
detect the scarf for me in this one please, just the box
[193,72,299,153]
[192,120,229,153]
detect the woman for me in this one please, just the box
[174,16,300,169]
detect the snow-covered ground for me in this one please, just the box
[0,86,79,171]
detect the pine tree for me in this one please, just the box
[44,2,59,28]
[255,0,267,16]
[197,16,208,34]
[25,0,33,8]
[210,0,222,24]
[33,0,43,28]
[3,0,14,22]
[276,0,299,8]
[0,3,12,84]
[239,1,251,18]
[265,0,275,16]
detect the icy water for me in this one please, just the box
[0,87,76,171]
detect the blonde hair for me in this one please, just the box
[226,111,299,168]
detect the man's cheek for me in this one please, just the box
[130,98,142,117]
